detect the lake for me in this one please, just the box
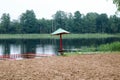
[0,38,120,59]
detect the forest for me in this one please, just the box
[0,10,120,34]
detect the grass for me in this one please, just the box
[63,33,118,39]
[63,41,120,56]
[98,41,120,52]
[0,33,119,39]
[63,52,120,56]
[78,41,120,52]
[0,34,52,39]
[63,52,81,56]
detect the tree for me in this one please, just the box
[38,18,52,33]
[83,12,99,33]
[73,11,82,33]
[20,10,37,33]
[96,14,108,33]
[109,15,120,33]
[0,10,120,34]
[113,0,120,11]
[53,11,67,29]
[10,20,21,33]
[65,13,74,32]
[0,13,10,33]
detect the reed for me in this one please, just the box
[0,33,119,39]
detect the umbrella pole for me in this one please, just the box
[60,34,63,55]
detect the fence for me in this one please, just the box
[0,53,55,60]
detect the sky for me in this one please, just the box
[0,0,117,20]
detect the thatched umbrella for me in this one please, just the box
[51,28,70,55]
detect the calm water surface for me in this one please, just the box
[0,38,120,59]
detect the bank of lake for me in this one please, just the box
[0,33,119,39]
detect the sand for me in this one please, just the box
[0,53,120,80]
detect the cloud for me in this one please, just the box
[0,0,117,20]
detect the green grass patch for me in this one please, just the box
[63,33,119,39]
[63,52,81,56]
[79,41,120,52]
[0,33,119,39]
[98,41,120,52]
[80,46,96,52]
[0,34,52,39]
[63,51,120,56]
[63,41,120,56]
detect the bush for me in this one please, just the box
[98,41,120,51]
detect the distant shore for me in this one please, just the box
[0,33,119,39]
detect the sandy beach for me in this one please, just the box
[0,53,120,80]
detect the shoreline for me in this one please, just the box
[0,33,119,39]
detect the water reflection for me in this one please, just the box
[36,45,55,55]
[10,45,21,54]
[0,38,119,59]
[0,45,4,55]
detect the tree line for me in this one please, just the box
[0,10,120,34]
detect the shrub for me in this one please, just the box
[98,41,120,51]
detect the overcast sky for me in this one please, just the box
[0,0,117,20]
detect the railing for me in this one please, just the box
[0,53,55,60]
